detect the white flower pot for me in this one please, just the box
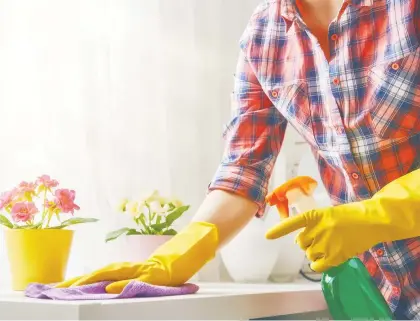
[109,234,173,262]
[220,217,282,283]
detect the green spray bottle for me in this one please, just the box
[266,176,393,320]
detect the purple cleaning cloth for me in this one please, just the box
[24,280,199,300]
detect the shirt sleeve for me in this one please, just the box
[208,49,288,217]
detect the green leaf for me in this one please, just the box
[52,217,99,229]
[165,205,190,225]
[126,229,142,236]
[0,214,13,229]
[12,223,40,229]
[150,212,156,222]
[105,227,132,242]
[163,229,177,235]
[28,222,43,229]
[150,222,166,232]
[138,214,151,233]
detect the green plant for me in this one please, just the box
[105,190,190,242]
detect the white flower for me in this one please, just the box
[162,204,170,212]
[126,201,139,216]
[137,204,147,214]
[138,190,161,206]
[140,205,149,216]
[149,200,165,213]
[118,198,129,212]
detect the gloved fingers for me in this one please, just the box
[310,257,333,273]
[304,235,330,271]
[54,275,85,288]
[105,274,155,294]
[295,229,313,250]
[105,279,131,294]
[70,274,106,287]
[265,214,307,239]
[70,269,121,287]
[305,245,324,262]
[71,262,144,286]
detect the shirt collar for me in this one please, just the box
[279,0,299,33]
[279,0,376,33]
[280,0,298,22]
[280,0,375,22]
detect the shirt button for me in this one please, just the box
[351,172,359,180]
[331,34,338,41]
[333,78,340,85]
[376,249,384,256]
[270,90,279,98]
[391,63,400,70]
[393,287,400,295]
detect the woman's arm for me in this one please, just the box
[192,190,258,247]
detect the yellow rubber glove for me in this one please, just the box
[266,169,420,273]
[55,221,218,293]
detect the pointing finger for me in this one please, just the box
[265,214,307,239]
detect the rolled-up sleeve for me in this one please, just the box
[208,50,287,217]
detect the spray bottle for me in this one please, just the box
[265,176,393,320]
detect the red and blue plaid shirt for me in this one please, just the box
[209,0,420,317]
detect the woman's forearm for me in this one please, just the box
[191,190,259,247]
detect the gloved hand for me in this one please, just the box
[266,169,420,272]
[55,221,218,293]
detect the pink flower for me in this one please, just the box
[37,175,59,188]
[54,189,80,214]
[0,188,18,210]
[18,181,37,193]
[11,202,38,223]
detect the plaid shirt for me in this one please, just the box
[209,0,420,317]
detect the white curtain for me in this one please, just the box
[0,0,262,284]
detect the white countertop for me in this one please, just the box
[0,282,327,320]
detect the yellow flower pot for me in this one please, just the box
[5,228,74,291]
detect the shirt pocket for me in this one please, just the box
[266,81,318,147]
[367,46,420,139]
